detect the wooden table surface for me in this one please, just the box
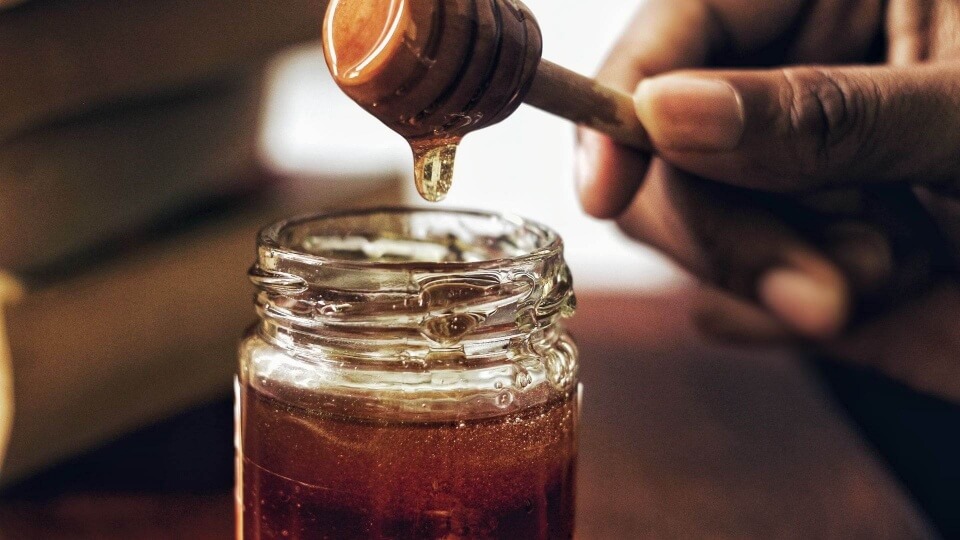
[0,292,938,539]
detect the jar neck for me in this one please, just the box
[249,209,577,367]
[252,255,575,366]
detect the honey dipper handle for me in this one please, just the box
[525,60,652,152]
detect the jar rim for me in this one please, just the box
[251,207,577,367]
[257,206,563,272]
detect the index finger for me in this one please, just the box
[598,0,717,91]
[577,0,719,218]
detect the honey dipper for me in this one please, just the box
[322,0,652,201]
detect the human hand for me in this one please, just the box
[577,0,960,400]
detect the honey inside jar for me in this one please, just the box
[241,386,577,539]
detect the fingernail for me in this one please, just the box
[635,75,745,152]
[759,267,847,339]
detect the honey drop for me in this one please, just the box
[412,141,459,203]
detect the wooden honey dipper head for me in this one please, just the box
[323,0,543,142]
[323,0,650,202]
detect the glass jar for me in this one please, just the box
[237,208,580,539]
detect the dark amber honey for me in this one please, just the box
[240,386,577,539]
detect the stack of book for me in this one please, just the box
[0,0,407,485]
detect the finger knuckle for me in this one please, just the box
[779,68,876,183]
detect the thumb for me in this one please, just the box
[634,64,960,190]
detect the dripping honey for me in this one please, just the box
[412,140,459,202]
[323,0,541,202]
